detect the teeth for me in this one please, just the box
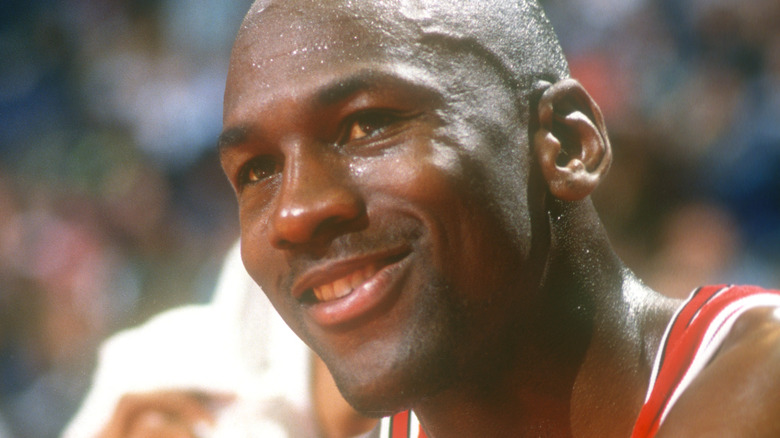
[317,283,335,301]
[312,264,378,302]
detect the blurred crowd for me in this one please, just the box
[1,0,250,436]
[0,0,778,437]
[545,0,780,292]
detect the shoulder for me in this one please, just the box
[657,304,780,436]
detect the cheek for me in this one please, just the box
[369,152,463,208]
[358,143,473,267]
[361,142,529,300]
[238,213,285,299]
[238,204,267,265]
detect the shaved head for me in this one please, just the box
[236,0,569,98]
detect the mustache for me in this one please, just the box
[278,220,422,293]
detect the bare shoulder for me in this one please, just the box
[657,306,780,437]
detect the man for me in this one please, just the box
[218,0,780,436]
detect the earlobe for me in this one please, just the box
[532,79,611,201]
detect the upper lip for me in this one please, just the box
[290,244,412,302]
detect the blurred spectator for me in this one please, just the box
[1,0,248,436]
[644,202,741,298]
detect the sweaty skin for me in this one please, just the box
[221,1,541,418]
[220,0,780,436]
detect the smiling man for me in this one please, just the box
[218,0,780,437]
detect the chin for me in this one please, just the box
[330,356,451,418]
[323,276,467,416]
[334,373,414,418]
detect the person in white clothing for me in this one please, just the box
[62,242,377,438]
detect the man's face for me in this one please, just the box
[220,0,543,414]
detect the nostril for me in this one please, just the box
[313,215,350,237]
[272,237,295,250]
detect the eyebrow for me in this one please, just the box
[315,72,380,106]
[217,125,249,153]
[217,73,380,152]
[218,70,434,151]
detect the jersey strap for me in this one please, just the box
[378,410,427,438]
[631,284,780,437]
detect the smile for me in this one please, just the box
[313,263,380,302]
[293,247,412,327]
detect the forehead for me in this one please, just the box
[237,2,393,62]
[223,0,526,134]
[225,1,414,102]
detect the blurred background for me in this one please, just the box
[0,0,778,436]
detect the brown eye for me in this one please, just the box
[348,119,372,141]
[239,156,278,187]
[343,111,399,143]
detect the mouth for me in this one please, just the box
[311,263,382,302]
[293,248,412,327]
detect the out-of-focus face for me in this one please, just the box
[220,0,544,414]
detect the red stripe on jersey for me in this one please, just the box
[391,410,410,438]
[389,410,428,438]
[632,284,780,437]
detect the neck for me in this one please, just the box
[411,199,676,437]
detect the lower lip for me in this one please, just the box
[306,254,411,328]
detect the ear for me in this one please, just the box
[533,79,611,201]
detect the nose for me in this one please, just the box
[268,143,365,249]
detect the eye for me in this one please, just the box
[341,111,401,144]
[237,156,279,188]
